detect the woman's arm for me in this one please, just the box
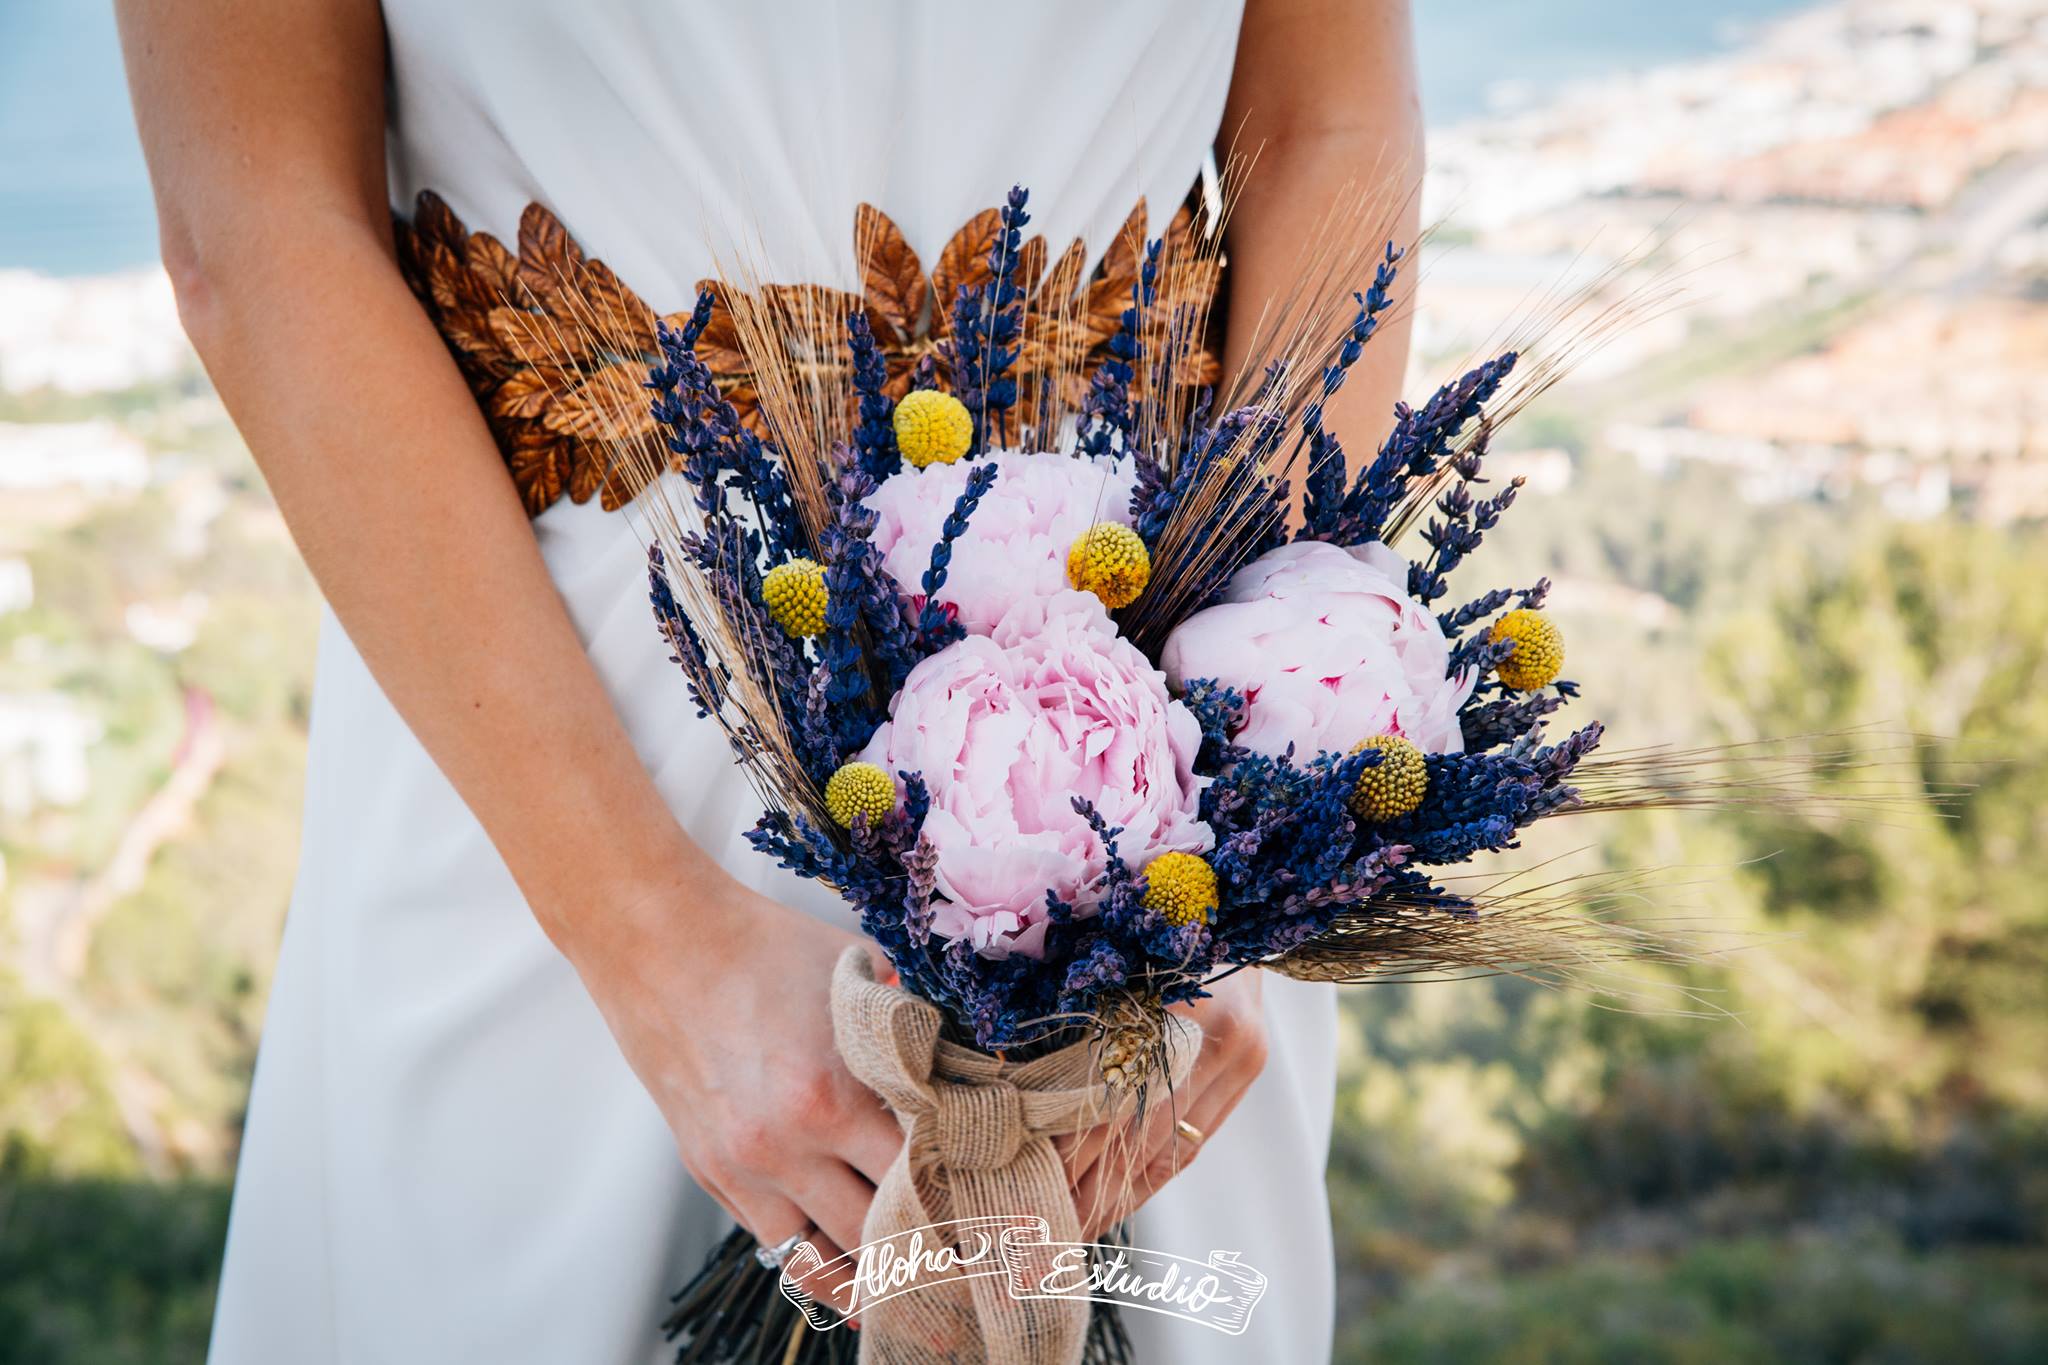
[115,0,896,1285]
[1064,0,1424,1231]
[1222,0,1423,438]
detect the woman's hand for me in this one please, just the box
[1060,970,1270,1239]
[571,871,901,1312]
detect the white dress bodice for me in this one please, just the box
[383,0,1242,311]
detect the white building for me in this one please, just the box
[0,558,30,614]
[0,269,189,396]
[0,693,102,819]
[0,420,151,496]
[126,593,209,653]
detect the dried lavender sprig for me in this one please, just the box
[819,442,926,701]
[915,461,1000,647]
[1177,677,1252,771]
[902,834,939,947]
[1461,690,1566,753]
[1131,397,1255,542]
[947,282,988,442]
[1528,720,1604,816]
[1204,746,1367,910]
[648,318,730,523]
[1301,245,1403,541]
[815,448,886,748]
[1070,796,1142,928]
[977,186,1031,449]
[1411,428,1526,608]
[937,189,1032,457]
[797,660,839,781]
[673,285,715,349]
[1057,939,1129,1012]
[682,521,814,767]
[848,311,899,482]
[1077,237,1160,459]
[1225,844,1411,962]
[1447,631,1518,684]
[745,809,845,885]
[899,771,931,838]
[650,308,803,560]
[647,544,722,721]
[1375,751,1542,865]
[1439,575,1551,639]
[1334,350,1517,546]
[1128,301,1204,510]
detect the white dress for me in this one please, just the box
[208,3,1339,1361]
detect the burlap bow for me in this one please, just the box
[828,948,1199,1365]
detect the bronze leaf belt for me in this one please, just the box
[392,188,1222,518]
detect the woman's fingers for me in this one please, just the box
[1074,1075,1214,1238]
[736,1191,814,1264]
[1066,1053,1227,1233]
[837,1094,904,1188]
[1074,1007,1272,1238]
[1055,1121,1115,1193]
[739,1189,859,1317]
[1176,1045,1260,1160]
[1068,1120,1145,1236]
[780,1230,857,1316]
[795,1160,879,1259]
[677,1154,748,1233]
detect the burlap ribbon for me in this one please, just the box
[828,948,1199,1365]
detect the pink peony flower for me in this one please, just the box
[864,451,1137,637]
[1160,540,1477,760]
[859,591,1211,959]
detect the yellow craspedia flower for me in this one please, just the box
[1489,608,1564,691]
[1347,734,1428,822]
[1066,522,1151,609]
[893,390,974,469]
[824,762,895,828]
[761,557,829,639]
[1142,852,1218,928]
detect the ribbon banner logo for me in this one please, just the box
[779,1215,1268,1337]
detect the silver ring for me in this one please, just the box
[755,1226,811,1270]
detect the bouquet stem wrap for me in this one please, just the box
[828,948,1199,1364]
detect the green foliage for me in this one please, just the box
[0,979,133,1179]
[0,1168,228,1365]
[82,724,304,1147]
[1343,1237,2048,1365]
[1333,507,2048,1358]
[1698,521,2048,1108]
[0,378,314,1360]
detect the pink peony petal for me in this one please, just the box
[1162,540,1477,761]
[860,578,1212,960]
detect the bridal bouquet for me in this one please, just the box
[606,182,1695,1365]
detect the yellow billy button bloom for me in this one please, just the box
[824,762,895,829]
[761,557,829,639]
[1488,608,1564,691]
[1347,734,1428,822]
[1141,851,1219,927]
[893,390,974,469]
[1066,522,1151,609]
